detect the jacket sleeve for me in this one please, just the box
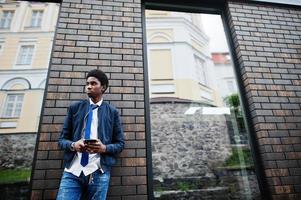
[105,109,125,155]
[58,105,74,151]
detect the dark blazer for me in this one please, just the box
[58,99,125,172]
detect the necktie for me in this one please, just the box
[80,104,98,167]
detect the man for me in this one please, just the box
[57,69,125,200]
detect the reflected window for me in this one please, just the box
[146,10,262,200]
[227,80,235,93]
[0,11,14,29]
[149,49,173,80]
[2,94,24,118]
[16,45,34,65]
[195,56,207,85]
[31,10,43,27]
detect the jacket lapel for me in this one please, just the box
[97,102,106,141]
[79,100,90,139]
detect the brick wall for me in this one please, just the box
[226,1,301,199]
[30,0,301,199]
[30,0,148,199]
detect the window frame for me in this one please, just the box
[143,2,270,199]
[30,10,43,28]
[14,39,37,68]
[0,40,4,55]
[16,45,35,65]
[1,93,24,119]
[0,10,14,29]
[194,55,207,86]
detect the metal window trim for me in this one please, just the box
[143,1,270,199]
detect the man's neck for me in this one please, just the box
[91,96,102,104]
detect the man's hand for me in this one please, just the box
[73,139,86,152]
[85,139,106,154]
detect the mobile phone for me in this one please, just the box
[84,139,97,144]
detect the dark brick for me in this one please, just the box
[110,177,121,186]
[259,138,281,145]
[267,177,281,186]
[285,152,301,159]
[264,160,278,168]
[136,167,147,176]
[265,116,285,123]
[269,97,289,103]
[262,153,285,160]
[125,141,145,149]
[109,186,136,196]
[124,132,135,140]
[273,185,293,194]
[120,149,136,158]
[38,142,59,151]
[277,160,299,168]
[123,158,146,167]
[281,104,300,109]
[260,145,273,153]
[269,130,289,137]
[35,160,62,169]
[289,168,301,176]
[265,169,289,177]
[36,151,48,160]
[43,190,58,200]
[137,185,147,194]
[272,145,294,152]
[46,169,63,179]
[281,137,301,144]
[32,170,45,180]
[136,149,146,157]
[112,167,136,176]
[293,144,301,151]
[48,151,64,159]
[122,195,148,200]
[107,197,121,200]
[31,190,43,199]
[122,176,147,185]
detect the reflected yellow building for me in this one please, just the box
[0,1,59,134]
[146,10,223,106]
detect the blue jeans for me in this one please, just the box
[56,170,110,200]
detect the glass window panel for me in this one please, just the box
[2,94,24,118]
[146,10,262,200]
[31,10,43,27]
[195,57,207,85]
[0,11,14,28]
[16,45,34,65]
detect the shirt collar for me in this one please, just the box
[89,98,103,107]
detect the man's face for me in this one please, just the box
[85,77,105,99]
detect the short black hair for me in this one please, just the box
[86,69,109,92]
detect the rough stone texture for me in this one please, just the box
[153,170,261,200]
[0,134,36,169]
[151,102,232,179]
[151,102,261,199]
[226,1,301,199]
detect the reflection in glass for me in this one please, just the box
[146,10,262,199]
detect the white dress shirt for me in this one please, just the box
[65,99,103,177]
